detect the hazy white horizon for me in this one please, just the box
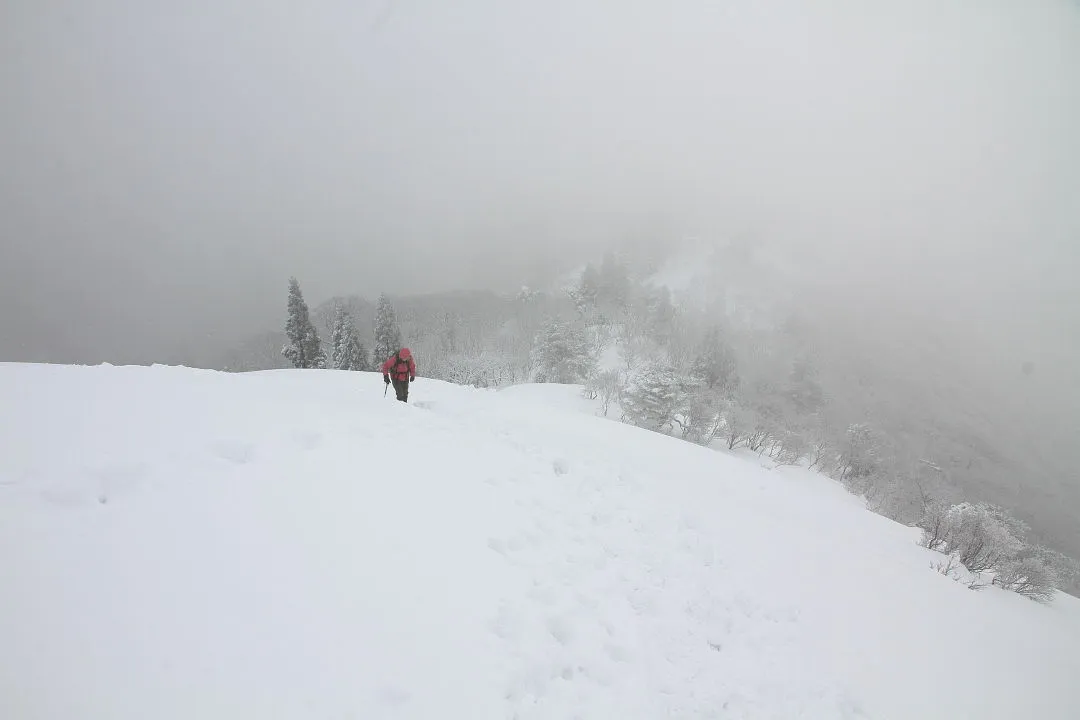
[1,0,1077,368]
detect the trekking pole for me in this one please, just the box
[384,382,389,398]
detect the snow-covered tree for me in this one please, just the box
[728,377,785,455]
[329,304,368,371]
[620,362,685,432]
[722,400,754,450]
[836,423,882,483]
[690,326,738,396]
[770,423,809,465]
[570,263,601,317]
[645,287,677,348]
[613,298,655,372]
[431,350,516,388]
[678,386,726,445]
[940,502,1027,575]
[584,368,623,417]
[993,552,1058,602]
[617,331,649,371]
[373,293,402,365]
[918,501,952,552]
[807,421,833,470]
[920,498,1077,600]
[532,321,595,384]
[1033,546,1080,592]
[915,505,1023,582]
[281,277,323,369]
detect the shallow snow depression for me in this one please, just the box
[1,363,1078,719]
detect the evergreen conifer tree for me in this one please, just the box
[531,321,595,383]
[282,277,322,369]
[690,326,738,395]
[621,362,685,431]
[330,304,369,371]
[373,293,402,364]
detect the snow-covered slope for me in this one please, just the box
[1,364,1078,719]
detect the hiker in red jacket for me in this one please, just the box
[381,348,416,402]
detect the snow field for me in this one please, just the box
[1,363,1079,719]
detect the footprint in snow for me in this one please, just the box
[291,431,322,451]
[210,439,256,465]
[605,643,632,662]
[39,486,98,508]
[37,463,150,507]
[527,583,557,607]
[546,615,575,646]
[488,603,524,641]
[376,685,411,706]
[627,587,660,616]
[91,463,149,503]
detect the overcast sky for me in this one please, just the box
[1,0,1078,364]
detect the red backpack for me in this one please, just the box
[386,350,413,380]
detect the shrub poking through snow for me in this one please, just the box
[917,502,951,552]
[992,555,1058,603]
[941,502,1026,575]
[918,500,1059,601]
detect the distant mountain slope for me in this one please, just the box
[644,240,1080,566]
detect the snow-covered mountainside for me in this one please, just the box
[642,240,1080,577]
[1,363,1078,719]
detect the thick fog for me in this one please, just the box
[1,0,1078,371]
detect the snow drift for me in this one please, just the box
[1,363,1078,719]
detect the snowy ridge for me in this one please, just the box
[1,363,1078,719]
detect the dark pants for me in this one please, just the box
[392,377,409,402]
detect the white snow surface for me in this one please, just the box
[2,363,1078,719]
